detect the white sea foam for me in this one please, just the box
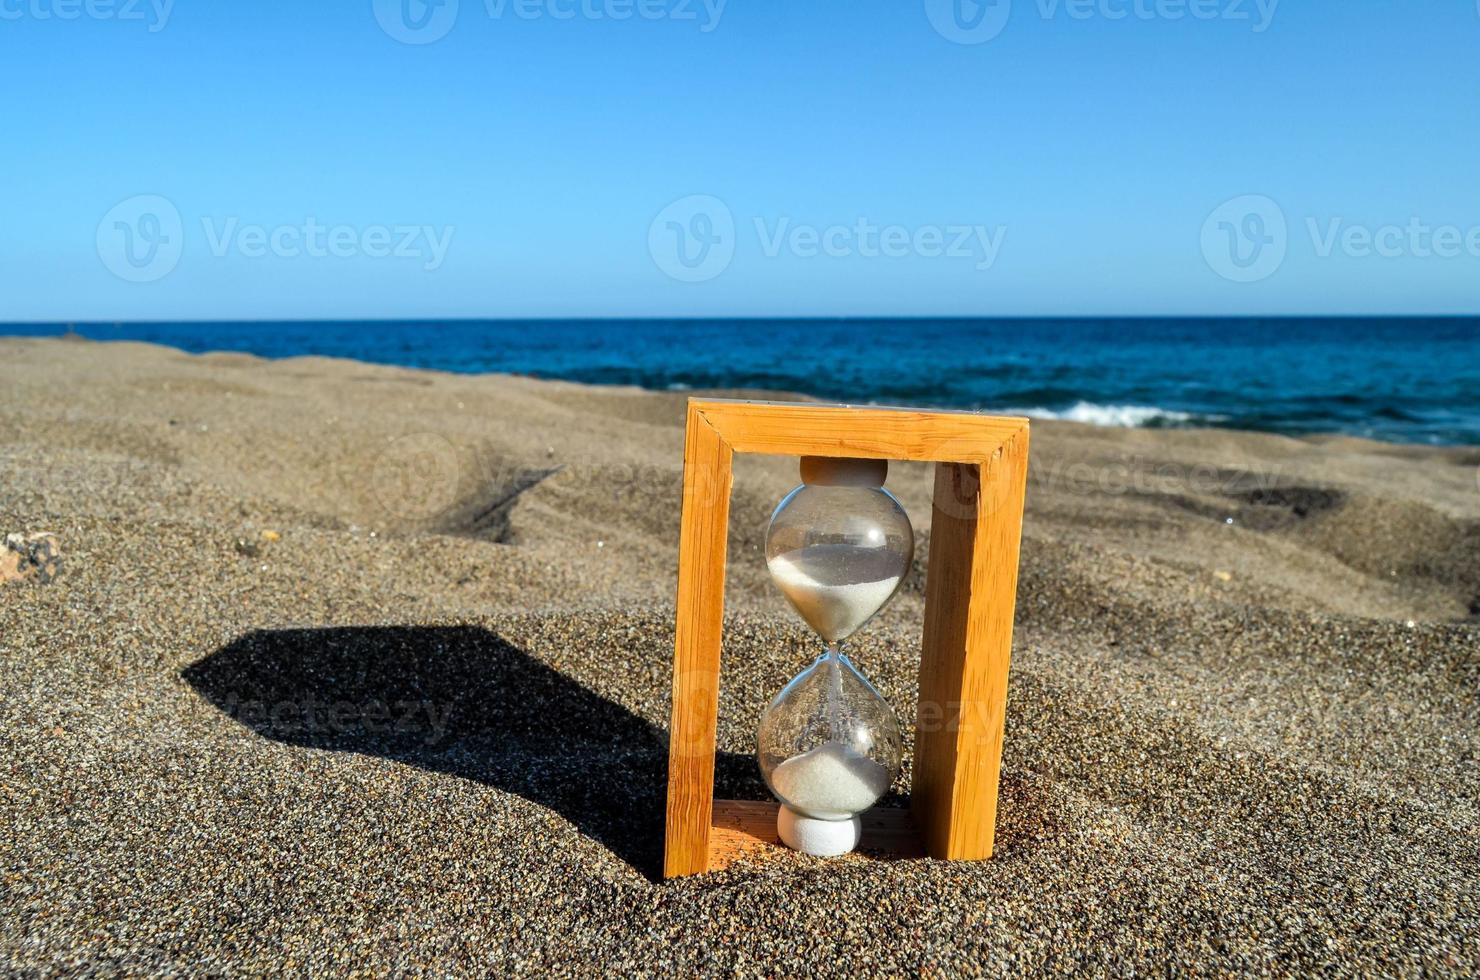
[1010,401,1222,428]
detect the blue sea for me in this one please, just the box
[10,318,1480,446]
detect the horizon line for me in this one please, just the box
[5,313,1480,327]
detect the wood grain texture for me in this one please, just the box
[913,427,1030,859]
[663,404,734,878]
[708,800,925,871]
[695,399,1024,463]
[913,460,981,858]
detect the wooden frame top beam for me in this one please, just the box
[691,399,1028,463]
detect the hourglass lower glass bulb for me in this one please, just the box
[757,456,912,856]
[758,649,903,855]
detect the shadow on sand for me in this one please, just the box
[182,625,764,880]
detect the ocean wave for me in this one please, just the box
[1012,401,1221,428]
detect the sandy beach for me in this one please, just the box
[2,336,1476,974]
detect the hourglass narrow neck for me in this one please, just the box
[822,642,845,736]
[817,641,851,671]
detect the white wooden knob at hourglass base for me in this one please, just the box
[777,805,862,857]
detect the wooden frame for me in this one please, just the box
[664,398,1031,878]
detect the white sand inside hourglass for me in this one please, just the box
[771,741,892,820]
[767,546,903,642]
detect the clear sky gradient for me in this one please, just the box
[3,0,1479,320]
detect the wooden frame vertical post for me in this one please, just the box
[912,430,1029,860]
[664,404,734,878]
[664,399,1029,877]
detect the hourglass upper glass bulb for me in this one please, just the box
[764,456,914,644]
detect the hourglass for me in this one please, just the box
[758,456,911,856]
[664,399,1030,878]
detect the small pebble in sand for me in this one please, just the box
[1,533,62,585]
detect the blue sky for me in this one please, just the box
[3,0,1479,319]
